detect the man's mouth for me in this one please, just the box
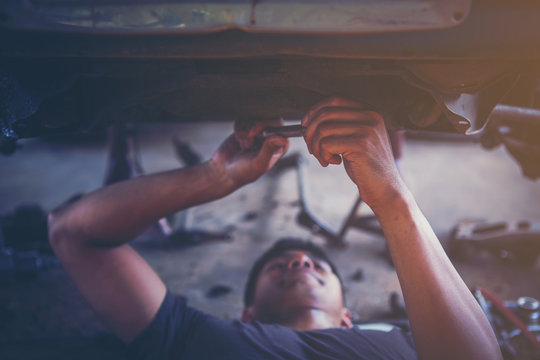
[279,269,324,287]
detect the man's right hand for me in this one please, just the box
[210,119,289,190]
[301,97,406,213]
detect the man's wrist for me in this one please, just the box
[369,183,415,221]
[204,159,238,196]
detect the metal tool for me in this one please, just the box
[259,125,305,138]
[448,219,540,265]
[473,288,540,359]
[252,125,305,149]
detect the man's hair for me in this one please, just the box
[243,238,344,307]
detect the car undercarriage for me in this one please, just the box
[1,0,540,155]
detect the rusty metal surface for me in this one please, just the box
[1,0,470,34]
[400,62,523,133]
[438,73,520,134]
[0,1,539,60]
[1,0,539,149]
[1,56,532,153]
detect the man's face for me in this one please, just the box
[243,249,350,328]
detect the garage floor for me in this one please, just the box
[2,121,540,359]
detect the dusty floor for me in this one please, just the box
[1,121,540,359]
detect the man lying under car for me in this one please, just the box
[48,97,502,359]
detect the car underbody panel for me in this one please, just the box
[1,0,540,153]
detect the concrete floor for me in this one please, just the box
[1,121,540,358]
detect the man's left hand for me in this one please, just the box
[210,119,289,189]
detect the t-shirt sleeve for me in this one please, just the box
[127,290,207,360]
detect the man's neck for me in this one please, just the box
[269,308,340,331]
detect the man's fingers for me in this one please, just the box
[234,119,252,149]
[302,97,370,127]
[234,118,284,150]
[301,97,385,168]
[304,109,376,154]
[255,135,289,171]
[316,135,362,166]
[310,121,369,162]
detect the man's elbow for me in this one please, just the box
[48,208,79,257]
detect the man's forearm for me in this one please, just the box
[300,96,500,359]
[374,191,502,360]
[49,160,235,247]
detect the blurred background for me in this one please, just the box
[2,1,540,358]
[1,121,540,359]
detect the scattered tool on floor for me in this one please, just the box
[473,288,540,360]
[449,219,540,265]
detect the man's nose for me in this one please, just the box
[288,253,314,270]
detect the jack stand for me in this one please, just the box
[103,122,171,236]
[293,129,404,247]
[103,122,230,245]
[295,156,384,247]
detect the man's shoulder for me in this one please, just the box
[129,292,417,360]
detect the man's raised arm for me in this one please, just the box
[48,126,288,342]
[302,97,502,360]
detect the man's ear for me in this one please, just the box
[242,306,255,323]
[340,308,353,329]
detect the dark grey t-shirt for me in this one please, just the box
[129,291,417,360]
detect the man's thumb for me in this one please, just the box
[258,136,288,168]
